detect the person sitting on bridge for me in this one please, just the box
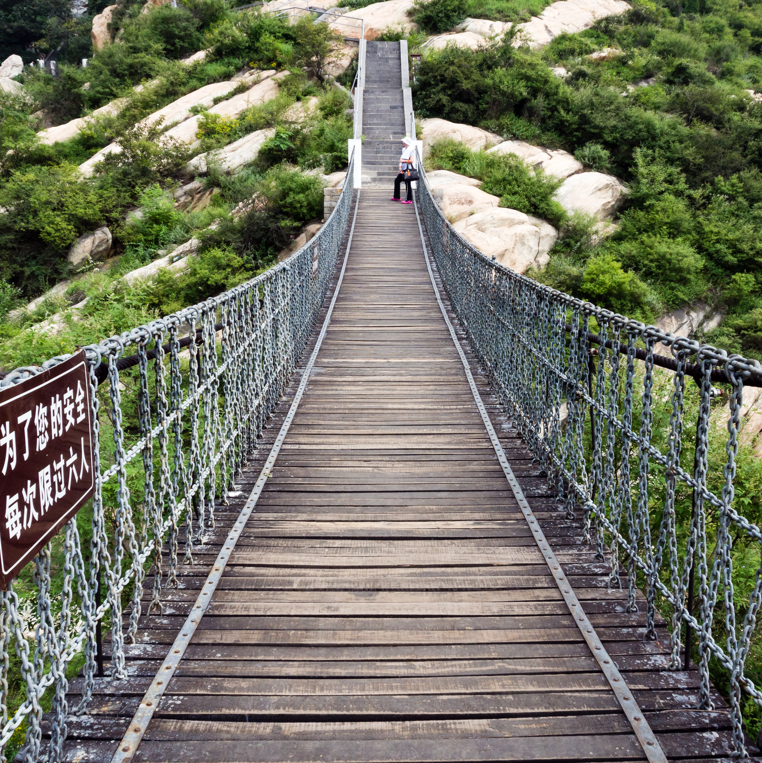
[392,137,416,204]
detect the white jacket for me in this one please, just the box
[399,145,417,171]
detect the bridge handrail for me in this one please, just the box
[0,149,356,762]
[415,149,762,756]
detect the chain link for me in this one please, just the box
[0,153,356,762]
[415,154,762,757]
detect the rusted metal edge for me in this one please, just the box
[108,190,361,763]
[413,193,668,763]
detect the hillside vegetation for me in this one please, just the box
[411,0,762,737]
[413,0,762,357]
[0,0,354,372]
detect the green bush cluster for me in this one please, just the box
[410,0,468,34]
[205,165,324,268]
[428,138,567,226]
[0,0,352,305]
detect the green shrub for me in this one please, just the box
[296,116,352,172]
[259,127,299,165]
[123,185,188,249]
[0,0,73,61]
[204,167,323,268]
[609,235,705,306]
[259,166,323,224]
[725,273,759,312]
[94,123,191,204]
[578,254,653,318]
[318,86,351,119]
[0,163,113,250]
[0,91,37,165]
[206,11,295,67]
[142,4,203,58]
[146,246,253,315]
[410,0,468,34]
[574,142,611,172]
[0,282,22,321]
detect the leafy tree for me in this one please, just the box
[579,254,652,318]
[0,163,116,295]
[574,142,611,172]
[1,163,112,249]
[142,4,203,59]
[0,92,36,164]
[0,0,72,61]
[292,17,342,83]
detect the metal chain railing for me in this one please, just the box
[0,151,355,762]
[416,152,762,756]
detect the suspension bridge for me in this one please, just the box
[1,40,762,763]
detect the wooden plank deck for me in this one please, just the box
[57,190,740,762]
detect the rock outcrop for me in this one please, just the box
[187,128,276,175]
[161,71,285,146]
[123,244,197,284]
[656,303,722,339]
[453,207,558,273]
[91,5,118,51]
[426,32,487,51]
[419,118,502,155]
[279,222,323,261]
[141,79,243,131]
[181,49,209,66]
[426,170,482,188]
[740,387,762,455]
[553,172,627,220]
[488,140,583,179]
[77,78,252,176]
[515,0,630,48]
[0,55,23,79]
[78,142,123,178]
[429,0,630,51]
[38,98,126,145]
[325,44,357,77]
[67,227,112,267]
[0,79,24,96]
[282,96,319,123]
[322,170,348,188]
[333,0,416,39]
[437,185,500,222]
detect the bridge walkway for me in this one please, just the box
[55,189,738,762]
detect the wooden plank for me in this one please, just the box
[131,628,585,646]
[149,690,622,718]
[130,735,646,762]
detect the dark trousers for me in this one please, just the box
[393,173,413,201]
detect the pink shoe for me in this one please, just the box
[401,200,413,204]
[391,197,399,201]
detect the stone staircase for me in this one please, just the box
[362,41,406,188]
